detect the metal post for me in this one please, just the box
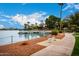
[60,5,62,31]
[11,36,13,44]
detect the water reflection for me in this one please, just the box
[0,30,50,45]
[18,32,50,40]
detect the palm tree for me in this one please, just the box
[58,3,64,30]
[24,24,27,30]
[27,22,30,29]
[27,22,30,24]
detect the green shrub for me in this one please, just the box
[59,30,63,33]
[51,29,59,35]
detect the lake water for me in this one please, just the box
[0,30,49,46]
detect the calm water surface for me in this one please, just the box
[0,30,49,45]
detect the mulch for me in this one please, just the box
[0,33,65,56]
[0,36,47,56]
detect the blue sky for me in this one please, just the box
[0,3,79,29]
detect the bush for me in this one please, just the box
[76,26,79,32]
[59,30,63,33]
[51,29,59,35]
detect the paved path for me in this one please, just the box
[31,33,75,56]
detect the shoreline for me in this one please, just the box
[0,33,75,56]
[0,36,47,56]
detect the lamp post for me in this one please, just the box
[58,3,64,30]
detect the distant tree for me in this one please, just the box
[24,22,30,30]
[31,23,38,30]
[24,24,27,30]
[65,12,79,27]
[26,22,31,30]
[45,15,60,29]
[27,22,30,25]
[38,22,44,30]
[68,12,79,26]
[64,12,79,32]
[34,23,38,29]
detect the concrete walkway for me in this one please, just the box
[31,33,75,56]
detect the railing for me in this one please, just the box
[0,32,50,45]
[0,35,15,44]
[0,34,41,45]
[11,36,13,43]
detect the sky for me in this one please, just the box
[0,3,79,29]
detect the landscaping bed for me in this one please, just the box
[0,36,47,56]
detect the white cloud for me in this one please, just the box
[62,3,79,15]
[63,3,74,11]
[62,5,71,11]
[69,10,74,14]
[8,22,14,25]
[11,12,47,26]
[11,15,25,25]
[74,4,79,9]
[1,14,11,18]
[0,19,7,21]
[21,3,27,5]
[0,12,47,26]
[63,3,79,12]
[0,25,5,29]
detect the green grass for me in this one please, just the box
[72,32,79,56]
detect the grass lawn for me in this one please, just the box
[72,32,79,56]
